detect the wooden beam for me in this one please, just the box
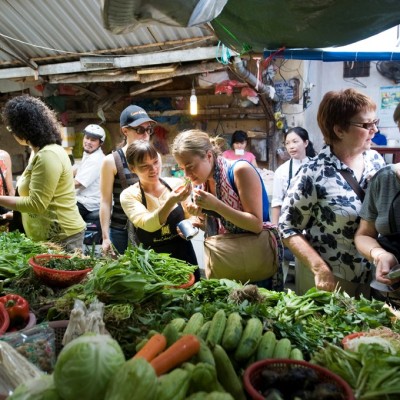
[131,87,241,98]
[1,36,216,65]
[0,46,227,80]
[129,79,173,96]
[147,107,267,117]
[49,60,227,84]
[138,61,226,83]
[137,64,178,74]
[67,107,268,122]
[49,71,141,84]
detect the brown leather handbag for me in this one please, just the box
[204,225,279,283]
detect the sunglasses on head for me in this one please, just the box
[126,125,155,135]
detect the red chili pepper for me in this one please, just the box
[0,302,10,335]
[0,294,30,329]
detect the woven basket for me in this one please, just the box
[243,359,355,400]
[49,320,69,357]
[29,254,92,288]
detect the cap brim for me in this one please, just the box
[84,132,103,140]
[126,117,156,127]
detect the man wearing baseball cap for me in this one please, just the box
[74,124,106,235]
[100,105,156,255]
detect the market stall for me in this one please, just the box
[0,231,400,399]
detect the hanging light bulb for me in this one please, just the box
[190,87,198,115]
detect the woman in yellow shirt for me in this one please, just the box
[120,140,200,281]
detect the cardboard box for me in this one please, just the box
[61,127,75,147]
[247,130,267,138]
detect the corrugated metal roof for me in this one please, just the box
[0,0,216,68]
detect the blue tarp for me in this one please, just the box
[262,50,400,62]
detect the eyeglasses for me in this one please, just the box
[348,119,379,130]
[125,125,154,136]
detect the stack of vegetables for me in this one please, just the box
[312,328,400,399]
[0,294,30,334]
[3,232,400,398]
[0,232,50,284]
[7,332,233,400]
[7,308,304,400]
[83,244,196,304]
[11,308,400,399]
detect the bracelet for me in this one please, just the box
[369,246,384,260]
[373,251,387,265]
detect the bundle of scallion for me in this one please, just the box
[86,261,149,303]
[118,244,196,286]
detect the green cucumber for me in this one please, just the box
[256,330,277,360]
[272,338,292,359]
[234,317,263,362]
[197,321,212,341]
[221,312,243,351]
[183,312,204,335]
[212,345,246,400]
[206,310,227,347]
[290,347,304,360]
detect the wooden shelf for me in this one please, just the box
[371,146,400,163]
[69,107,268,122]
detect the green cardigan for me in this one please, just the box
[16,144,85,242]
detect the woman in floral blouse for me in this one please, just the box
[279,88,385,298]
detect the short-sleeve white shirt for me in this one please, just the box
[271,157,309,208]
[75,148,105,211]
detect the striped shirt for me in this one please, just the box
[110,148,138,230]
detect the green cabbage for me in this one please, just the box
[8,375,60,400]
[105,357,157,400]
[53,334,125,400]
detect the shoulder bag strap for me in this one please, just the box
[228,160,270,222]
[0,167,9,196]
[138,178,172,209]
[339,169,365,202]
[112,150,128,189]
[287,158,293,190]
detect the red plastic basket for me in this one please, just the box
[49,320,69,356]
[173,272,195,289]
[29,254,92,288]
[243,359,355,400]
[342,332,366,350]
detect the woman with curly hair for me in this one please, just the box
[0,95,85,251]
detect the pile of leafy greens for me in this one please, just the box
[312,342,400,399]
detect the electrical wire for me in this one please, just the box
[0,31,96,55]
[0,31,213,57]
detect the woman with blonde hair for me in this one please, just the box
[172,129,282,290]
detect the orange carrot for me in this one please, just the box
[150,334,200,376]
[133,333,167,362]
